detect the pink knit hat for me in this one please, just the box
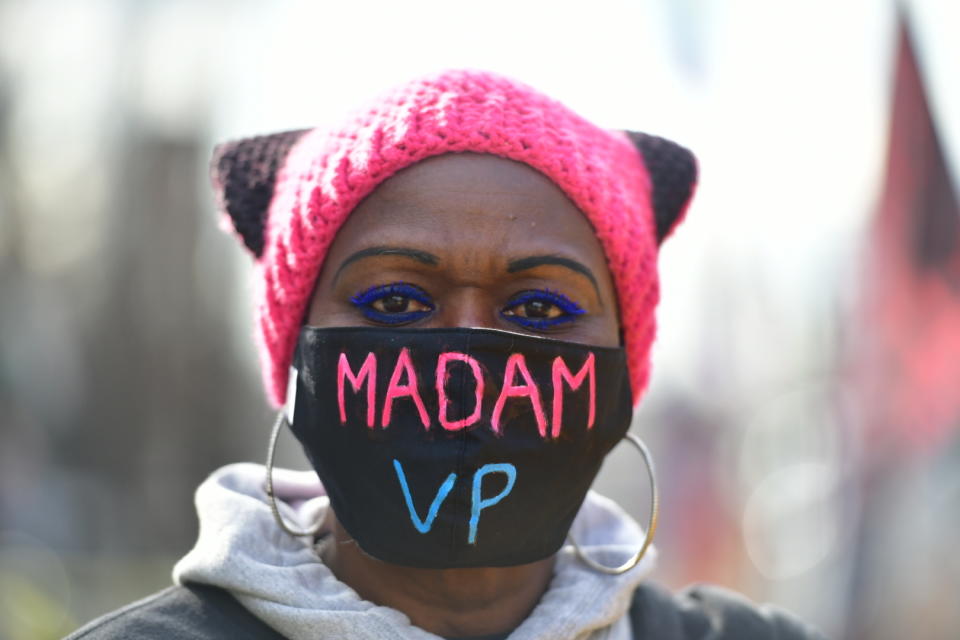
[211,70,696,408]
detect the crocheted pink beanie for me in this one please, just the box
[211,70,696,409]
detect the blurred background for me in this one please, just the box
[0,0,957,638]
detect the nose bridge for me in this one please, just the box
[435,286,499,330]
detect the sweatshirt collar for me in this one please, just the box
[174,463,655,640]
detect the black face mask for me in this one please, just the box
[288,326,633,568]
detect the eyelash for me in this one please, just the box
[350,283,434,325]
[348,283,585,329]
[500,289,585,330]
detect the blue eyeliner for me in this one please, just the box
[350,282,434,325]
[501,288,585,330]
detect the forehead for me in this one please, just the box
[326,153,610,267]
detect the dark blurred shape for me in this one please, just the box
[846,14,960,640]
[857,16,960,455]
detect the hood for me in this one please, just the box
[173,463,656,640]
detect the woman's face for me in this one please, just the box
[307,153,620,347]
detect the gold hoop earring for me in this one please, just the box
[568,432,660,575]
[265,411,323,537]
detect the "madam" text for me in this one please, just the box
[337,349,596,438]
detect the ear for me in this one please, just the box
[210,129,311,257]
[625,131,697,245]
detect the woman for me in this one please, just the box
[68,70,825,639]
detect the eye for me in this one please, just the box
[350,283,435,325]
[501,289,584,330]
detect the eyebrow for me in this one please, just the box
[507,255,601,298]
[334,246,439,282]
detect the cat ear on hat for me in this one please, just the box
[210,129,310,257]
[626,131,698,245]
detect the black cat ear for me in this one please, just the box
[210,129,311,257]
[625,131,697,245]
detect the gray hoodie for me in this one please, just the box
[172,463,657,640]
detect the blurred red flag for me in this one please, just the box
[858,20,960,453]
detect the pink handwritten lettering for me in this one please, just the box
[551,353,595,437]
[436,352,485,431]
[382,348,431,429]
[337,352,377,428]
[491,353,547,436]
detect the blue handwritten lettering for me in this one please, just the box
[393,459,456,534]
[468,463,517,544]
